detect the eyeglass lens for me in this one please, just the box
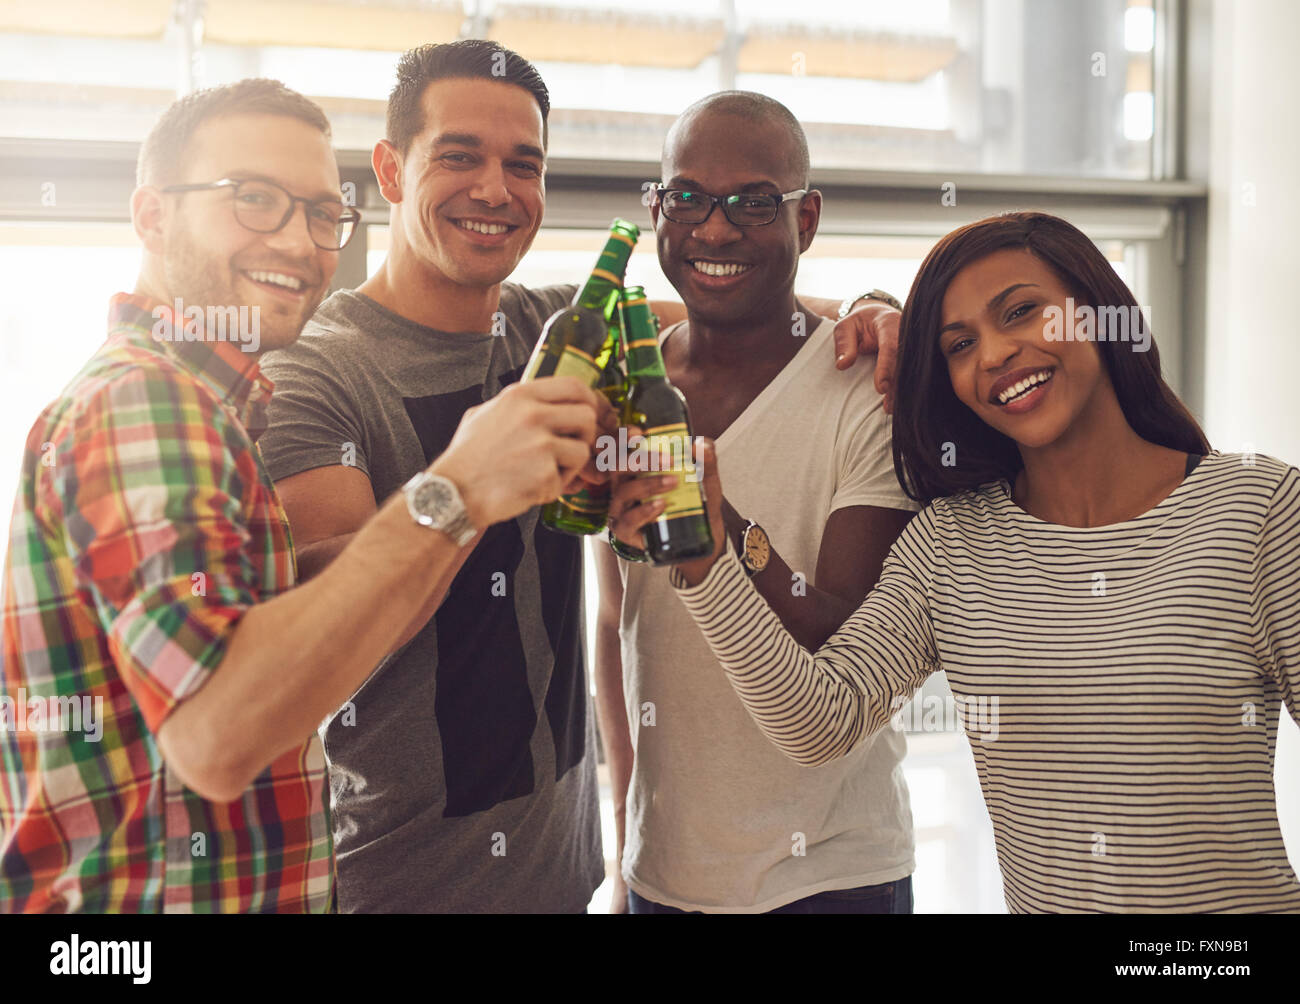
[231,179,355,249]
[661,191,781,226]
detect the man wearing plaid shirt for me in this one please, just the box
[0,79,612,913]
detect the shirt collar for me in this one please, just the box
[108,292,276,440]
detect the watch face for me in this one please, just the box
[744,525,771,571]
[412,477,453,520]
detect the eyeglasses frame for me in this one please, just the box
[647,183,809,227]
[160,177,362,251]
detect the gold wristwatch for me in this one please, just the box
[737,519,771,578]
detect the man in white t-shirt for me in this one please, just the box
[595,91,920,913]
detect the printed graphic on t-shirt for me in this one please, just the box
[402,377,587,817]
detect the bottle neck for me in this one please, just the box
[575,230,636,314]
[626,336,666,380]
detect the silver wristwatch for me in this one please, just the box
[837,288,903,320]
[402,471,477,546]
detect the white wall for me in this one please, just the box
[1203,0,1300,872]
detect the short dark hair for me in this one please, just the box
[137,78,331,186]
[386,40,551,154]
[892,211,1210,505]
[665,90,810,189]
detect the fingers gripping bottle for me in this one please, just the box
[620,288,713,565]
[521,219,639,534]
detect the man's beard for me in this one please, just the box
[163,225,322,352]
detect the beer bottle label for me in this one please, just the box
[524,344,603,384]
[636,423,704,518]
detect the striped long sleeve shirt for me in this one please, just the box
[675,451,1300,913]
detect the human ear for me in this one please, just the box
[130,185,167,255]
[372,139,404,204]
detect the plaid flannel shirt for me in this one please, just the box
[0,293,332,912]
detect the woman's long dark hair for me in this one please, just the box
[892,211,1210,505]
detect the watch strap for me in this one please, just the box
[838,288,903,320]
[403,471,476,546]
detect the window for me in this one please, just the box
[3,0,1164,178]
[0,0,1210,914]
[0,223,140,571]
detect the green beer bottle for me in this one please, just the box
[522,218,638,384]
[543,348,627,534]
[523,219,639,535]
[621,289,713,565]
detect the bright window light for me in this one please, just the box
[1124,90,1155,141]
[1125,5,1156,52]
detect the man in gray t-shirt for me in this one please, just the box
[258,42,897,913]
[260,282,599,912]
[256,43,608,913]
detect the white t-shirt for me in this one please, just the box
[618,316,919,912]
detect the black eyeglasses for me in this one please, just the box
[648,184,808,227]
[161,177,361,251]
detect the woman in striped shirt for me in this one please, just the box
[611,211,1300,913]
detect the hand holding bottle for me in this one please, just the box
[519,218,640,535]
[432,376,617,529]
[607,436,725,581]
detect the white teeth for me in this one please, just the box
[692,261,751,277]
[457,220,510,235]
[997,369,1053,404]
[247,270,304,291]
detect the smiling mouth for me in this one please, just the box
[689,260,753,277]
[243,269,308,294]
[993,368,1055,405]
[453,218,516,236]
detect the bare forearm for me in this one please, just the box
[164,494,465,798]
[720,500,857,650]
[166,374,617,800]
[750,551,858,650]
[295,528,477,652]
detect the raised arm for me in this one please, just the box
[167,378,609,802]
[720,498,912,650]
[60,373,611,804]
[608,483,909,651]
[274,463,481,653]
[608,363,912,652]
[657,441,939,766]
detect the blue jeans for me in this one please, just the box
[628,875,913,914]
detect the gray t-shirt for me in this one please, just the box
[258,283,603,913]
